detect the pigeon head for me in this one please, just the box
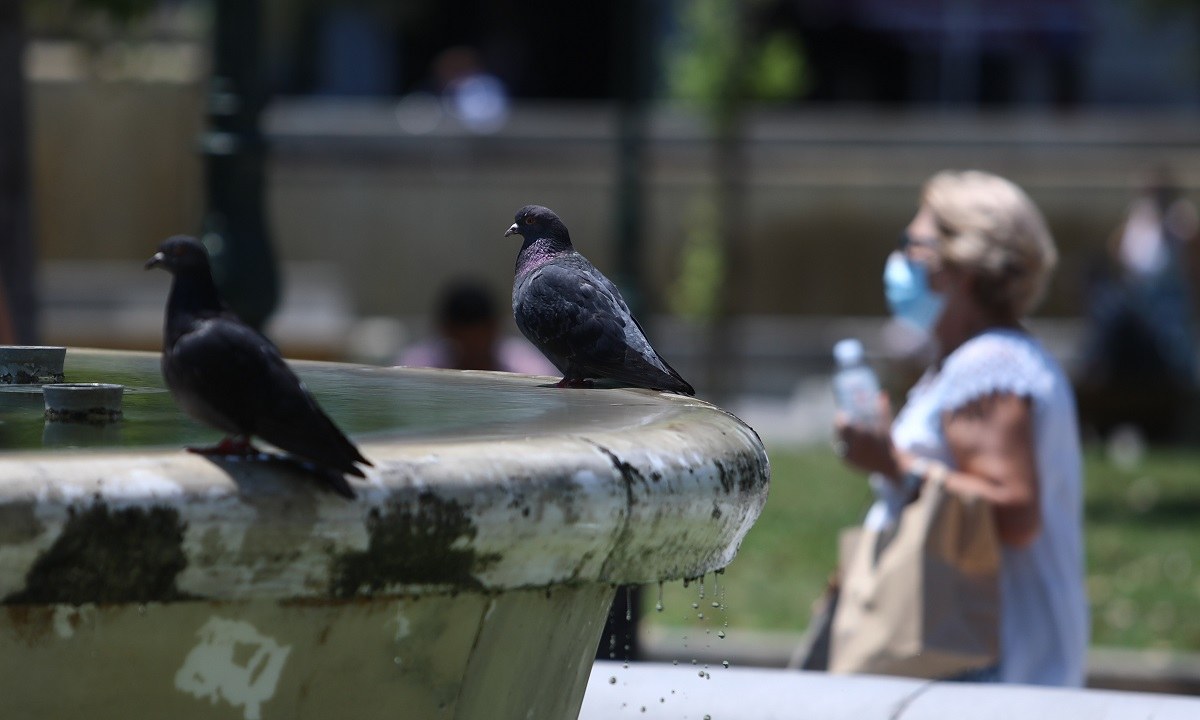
[145,236,212,275]
[504,205,572,246]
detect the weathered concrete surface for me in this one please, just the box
[2,587,613,719]
[581,661,1200,720]
[0,349,769,718]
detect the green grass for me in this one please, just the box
[645,443,1200,653]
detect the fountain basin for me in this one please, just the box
[0,349,769,719]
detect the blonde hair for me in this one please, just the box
[922,170,1058,318]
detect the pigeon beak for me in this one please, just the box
[504,223,519,237]
[144,252,165,270]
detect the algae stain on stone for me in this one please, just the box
[3,503,190,605]
[329,492,499,598]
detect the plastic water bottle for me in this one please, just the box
[832,338,881,426]
[833,339,904,530]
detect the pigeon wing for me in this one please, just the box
[168,318,370,478]
[518,260,694,394]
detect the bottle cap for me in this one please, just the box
[833,338,865,366]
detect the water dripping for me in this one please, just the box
[698,575,705,600]
[656,581,664,612]
[625,586,633,622]
[717,630,726,639]
[722,660,730,668]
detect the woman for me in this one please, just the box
[836,170,1088,685]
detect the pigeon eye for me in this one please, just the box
[524,216,536,225]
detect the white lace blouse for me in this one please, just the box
[888,328,1089,686]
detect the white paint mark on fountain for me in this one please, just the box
[391,605,411,641]
[174,617,292,720]
[52,603,95,639]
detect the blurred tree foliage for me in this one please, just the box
[667,0,807,129]
[665,0,807,324]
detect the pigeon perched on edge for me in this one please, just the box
[504,205,695,395]
[145,236,371,498]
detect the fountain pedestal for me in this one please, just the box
[0,349,769,719]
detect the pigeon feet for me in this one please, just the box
[554,378,593,389]
[187,436,261,457]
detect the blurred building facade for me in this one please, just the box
[21,0,1200,391]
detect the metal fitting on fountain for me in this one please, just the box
[42,383,125,423]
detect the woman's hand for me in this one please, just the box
[833,393,900,478]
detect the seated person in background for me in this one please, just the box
[397,278,555,375]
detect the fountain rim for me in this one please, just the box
[0,348,771,604]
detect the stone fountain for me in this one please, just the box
[0,348,769,719]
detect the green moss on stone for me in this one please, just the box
[330,492,499,598]
[4,503,189,605]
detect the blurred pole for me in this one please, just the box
[612,0,657,316]
[597,0,659,662]
[706,1,752,408]
[202,0,279,331]
[0,1,36,344]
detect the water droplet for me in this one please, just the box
[655,601,664,612]
[656,582,665,612]
[691,658,697,665]
[623,663,629,669]
[712,601,720,608]
[722,660,730,668]
[699,576,705,599]
[697,612,705,620]
[640,706,646,713]
[660,697,665,703]
[625,586,633,621]
[393,656,402,666]
[717,630,726,639]
[704,715,712,720]
[609,676,617,685]
[691,602,699,609]
[137,605,146,616]
[672,660,678,666]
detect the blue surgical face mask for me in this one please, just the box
[883,251,945,333]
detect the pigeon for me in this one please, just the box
[145,235,371,498]
[504,205,695,395]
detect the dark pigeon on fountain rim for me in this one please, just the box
[145,235,371,498]
[504,205,695,395]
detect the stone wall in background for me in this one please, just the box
[30,84,1200,323]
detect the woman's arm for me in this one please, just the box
[938,392,1041,547]
[836,391,1041,547]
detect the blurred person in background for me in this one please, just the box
[397,277,553,375]
[835,170,1088,685]
[1078,167,1199,441]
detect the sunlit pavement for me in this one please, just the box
[580,660,1200,720]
